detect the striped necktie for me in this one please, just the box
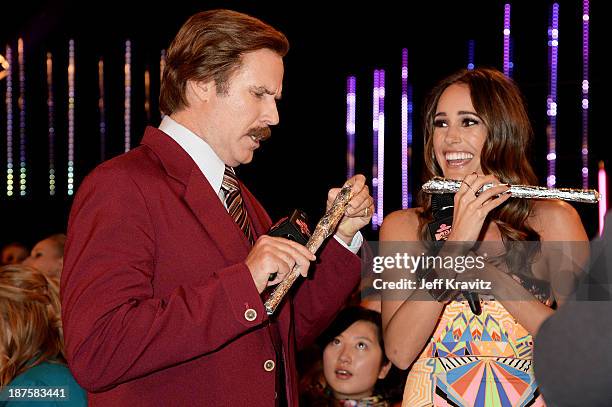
[221,165,254,245]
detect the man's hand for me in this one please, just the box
[245,235,316,293]
[327,174,373,245]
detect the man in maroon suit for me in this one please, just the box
[61,9,374,406]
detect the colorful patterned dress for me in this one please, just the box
[402,280,551,407]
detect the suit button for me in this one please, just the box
[244,308,257,322]
[264,359,275,372]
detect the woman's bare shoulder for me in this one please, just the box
[529,200,588,241]
[380,208,423,241]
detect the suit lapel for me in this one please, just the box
[141,126,250,263]
[142,127,295,353]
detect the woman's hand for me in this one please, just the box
[447,173,511,243]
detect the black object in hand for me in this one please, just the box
[266,209,311,281]
[428,193,482,315]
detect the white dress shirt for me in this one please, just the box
[159,116,362,253]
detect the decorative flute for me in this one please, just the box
[264,183,354,315]
[422,177,600,204]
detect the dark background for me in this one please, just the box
[1,0,609,248]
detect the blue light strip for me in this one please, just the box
[467,40,475,70]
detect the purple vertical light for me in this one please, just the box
[547,4,559,188]
[581,0,590,188]
[467,40,475,70]
[401,49,409,208]
[98,58,106,162]
[17,39,26,196]
[372,70,379,229]
[346,76,356,179]
[503,4,512,76]
[407,83,414,207]
[599,162,607,236]
[67,39,75,196]
[124,40,132,152]
[47,53,56,196]
[5,46,13,197]
[379,71,385,226]
[372,69,385,229]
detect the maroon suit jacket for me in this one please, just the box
[61,127,361,406]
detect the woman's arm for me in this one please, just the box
[495,200,589,335]
[380,209,446,370]
[458,199,589,335]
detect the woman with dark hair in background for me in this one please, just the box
[0,265,86,406]
[302,306,401,406]
[0,243,28,266]
[380,68,588,406]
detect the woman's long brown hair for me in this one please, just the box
[0,265,64,386]
[418,68,540,252]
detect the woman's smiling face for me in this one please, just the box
[432,83,488,179]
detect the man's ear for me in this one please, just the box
[187,79,215,103]
[378,360,392,380]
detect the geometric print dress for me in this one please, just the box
[402,297,549,407]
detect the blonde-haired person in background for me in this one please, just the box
[0,264,86,406]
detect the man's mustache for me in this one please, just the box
[247,127,271,142]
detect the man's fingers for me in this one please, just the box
[263,237,314,281]
[280,238,316,261]
[346,196,373,216]
[327,188,340,203]
[262,236,315,261]
[329,174,367,206]
[348,174,366,193]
